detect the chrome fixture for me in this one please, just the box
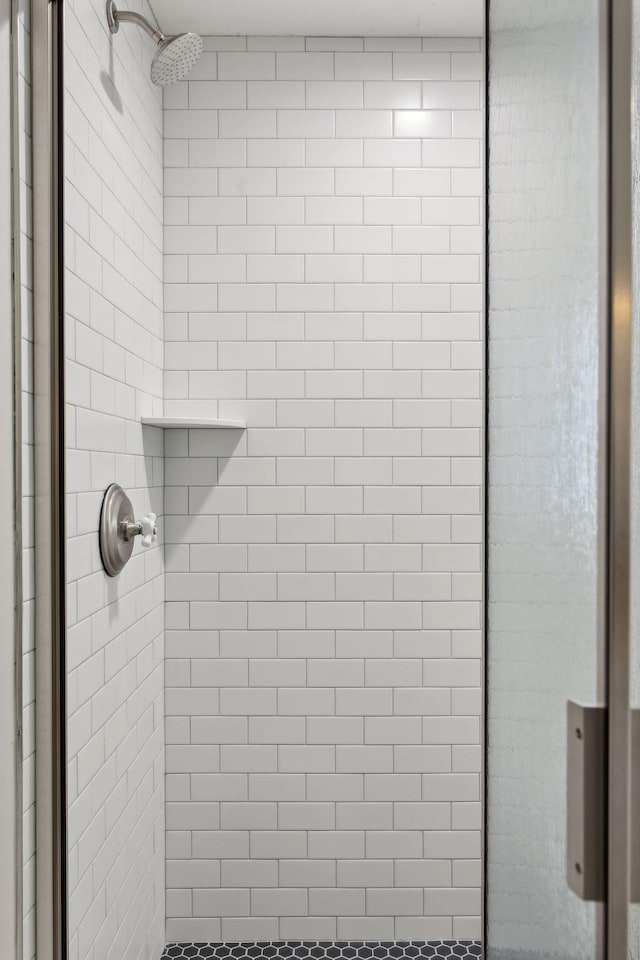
[106,0,202,86]
[99,483,157,577]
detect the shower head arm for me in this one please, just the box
[106,2,165,45]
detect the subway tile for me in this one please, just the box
[336,168,392,196]
[218,52,276,80]
[276,53,335,80]
[249,197,305,225]
[365,197,422,225]
[247,138,305,167]
[306,139,364,167]
[306,196,364,225]
[423,81,481,109]
[307,81,364,109]
[277,167,335,196]
[394,110,452,137]
[394,168,451,197]
[189,80,246,109]
[148,37,484,940]
[277,110,335,138]
[219,110,277,139]
[219,167,277,197]
[247,81,306,109]
[364,81,422,109]
[336,110,393,138]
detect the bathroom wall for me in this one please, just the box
[487,4,604,958]
[15,0,36,956]
[163,36,484,943]
[64,1,165,958]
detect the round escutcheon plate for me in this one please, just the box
[99,483,135,576]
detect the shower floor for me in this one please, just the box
[161,942,482,960]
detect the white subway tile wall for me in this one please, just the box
[164,36,484,943]
[65,2,165,958]
[16,1,36,956]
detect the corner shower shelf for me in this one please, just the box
[141,417,246,430]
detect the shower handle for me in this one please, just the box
[122,513,157,547]
[99,483,157,577]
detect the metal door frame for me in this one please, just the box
[1,2,23,959]
[31,1,66,959]
[607,0,634,955]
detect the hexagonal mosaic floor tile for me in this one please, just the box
[161,942,482,960]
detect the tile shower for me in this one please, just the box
[63,4,484,957]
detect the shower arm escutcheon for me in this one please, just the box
[99,483,157,577]
[106,0,164,43]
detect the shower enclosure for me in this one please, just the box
[10,0,640,959]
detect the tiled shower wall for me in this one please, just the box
[15,1,36,956]
[64,1,165,958]
[163,36,484,943]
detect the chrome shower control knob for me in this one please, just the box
[141,513,157,548]
[100,484,158,576]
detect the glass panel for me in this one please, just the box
[487,4,606,959]
[629,2,640,954]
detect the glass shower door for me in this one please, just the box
[486,1,608,957]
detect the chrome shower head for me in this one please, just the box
[106,0,202,86]
[151,33,203,86]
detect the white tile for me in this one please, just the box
[423,81,481,109]
[451,52,484,81]
[276,53,335,80]
[394,168,451,197]
[306,197,364,225]
[335,226,392,254]
[219,168,276,197]
[336,110,393,138]
[452,109,484,138]
[218,52,276,80]
[277,110,335,138]
[248,37,305,51]
[393,226,450,253]
[423,138,480,167]
[364,81,421,109]
[189,197,246,226]
[154,35,484,939]
[393,52,451,80]
[219,110,277,139]
[249,197,305,225]
[247,81,306,109]
[218,284,276,311]
[306,255,363,283]
[336,53,392,80]
[452,168,484,198]
[218,226,275,253]
[247,255,305,283]
[365,197,421,225]
[306,81,364,109]
[189,81,247,109]
[277,226,334,253]
[394,110,451,138]
[306,139,364,167]
[277,168,334,196]
[165,110,219,138]
[247,138,304,167]
[365,38,422,52]
[189,140,246,167]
